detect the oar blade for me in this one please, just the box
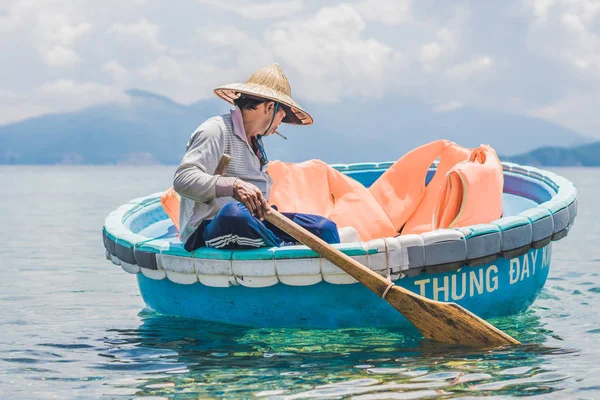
[386,286,520,348]
[263,207,519,348]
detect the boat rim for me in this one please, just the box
[102,161,577,286]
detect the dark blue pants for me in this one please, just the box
[184,202,340,251]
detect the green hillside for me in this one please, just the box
[503,142,600,166]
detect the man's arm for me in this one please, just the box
[173,120,232,203]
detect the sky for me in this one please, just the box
[1,0,599,138]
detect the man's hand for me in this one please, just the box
[232,179,269,220]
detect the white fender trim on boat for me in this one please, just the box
[141,268,166,280]
[166,271,198,285]
[276,258,322,286]
[121,261,140,274]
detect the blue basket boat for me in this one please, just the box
[102,161,578,329]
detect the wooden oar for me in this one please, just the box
[215,154,519,347]
[214,153,232,175]
[264,208,520,348]
[202,153,233,205]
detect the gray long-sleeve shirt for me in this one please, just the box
[173,109,272,242]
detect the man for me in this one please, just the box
[173,63,340,251]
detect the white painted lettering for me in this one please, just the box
[414,278,430,297]
[469,269,484,296]
[521,254,530,280]
[433,276,449,302]
[531,249,538,274]
[451,271,466,300]
[486,265,499,292]
[542,246,549,268]
[509,258,520,284]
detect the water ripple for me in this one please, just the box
[1,166,599,398]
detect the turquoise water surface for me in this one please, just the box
[1,166,599,399]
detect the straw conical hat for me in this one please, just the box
[214,63,313,125]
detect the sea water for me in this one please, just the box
[0,166,599,399]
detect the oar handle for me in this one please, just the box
[215,153,232,175]
[203,154,233,205]
[264,208,392,297]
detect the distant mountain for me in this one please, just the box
[502,141,600,166]
[0,89,228,165]
[0,89,592,165]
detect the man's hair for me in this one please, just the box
[233,94,269,110]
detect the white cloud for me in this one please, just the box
[352,0,412,26]
[39,80,129,106]
[2,7,89,68]
[527,0,599,25]
[528,93,600,136]
[561,12,600,72]
[102,60,128,82]
[562,0,600,25]
[433,100,464,112]
[108,19,166,52]
[0,1,25,32]
[27,10,92,67]
[199,24,260,52]
[530,0,556,21]
[136,56,236,103]
[526,0,600,75]
[42,46,82,67]
[0,81,129,125]
[573,57,591,70]
[37,12,92,46]
[420,43,441,67]
[561,12,586,32]
[2,0,600,140]
[265,4,403,102]
[518,0,600,136]
[0,100,53,126]
[198,25,273,75]
[201,28,247,47]
[420,28,457,72]
[445,56,494,81]
[140,56,192,84]
[197,0,305,20]
[33,80,129,121]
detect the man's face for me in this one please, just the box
[259,101,286,136]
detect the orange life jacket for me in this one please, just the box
[368,140,471,234]
[432,144,504,231]
[160,186,181,232]
[159,140,504,242]
[267,159,398,241]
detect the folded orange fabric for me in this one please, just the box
[433,144,504,230]
[266,159,335,217]
[268,159,397,241]
[159,140,504,242]
[368,140,471,234]
[269,141,503,238]
[160,187,181,232]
